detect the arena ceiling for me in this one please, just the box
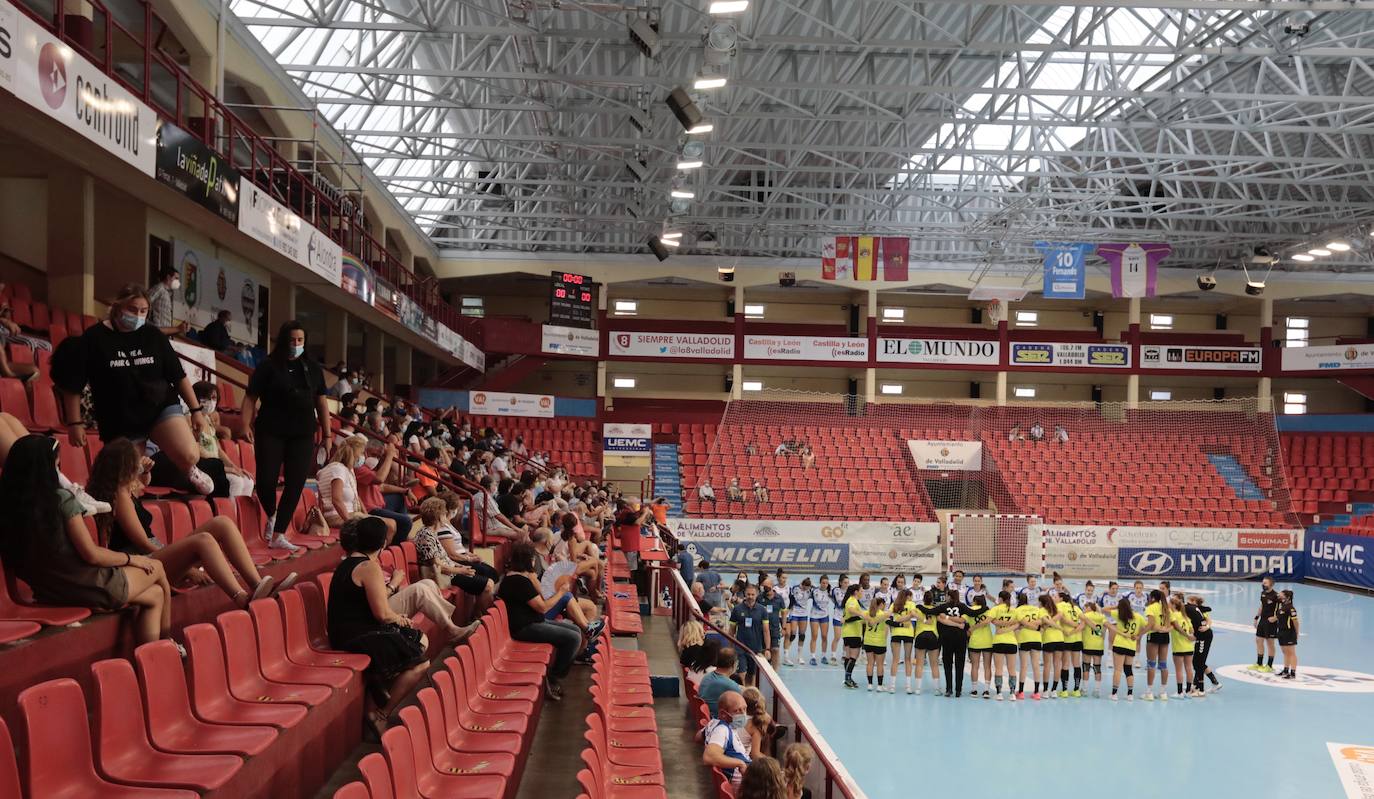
[230,0,1374,274]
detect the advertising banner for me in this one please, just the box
[877,337,1000,366]
[848,542,943,574]
[906,440,983,471]
[340,253,375,305]
[238,181,342,286]
[0,3,157,176]
[671,519,939,546]
[603,423,651,467]
[743,335,868,362]
[542,324,600,358]
[1037,241,1093,300]
[1282,343,1374,373]
[682,541,849,570]
[468,391,553,419]
[1140,344,1261,372]
[155,121,239,223]
[172,239,261,344]
[372,277,401,322]
[1010,342,1131,368]
[1307,530,1374,590]
[1036,525,1302,551]
[609,331,735,359]
[171,339,218,384]
[1117,547,1299,579]
[1328,743,1374,799]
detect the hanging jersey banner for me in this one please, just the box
[1099,242,1172,297]
[1037,242,1093,300]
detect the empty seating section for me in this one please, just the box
[1282,433,1374,515]
[464,414,599,475]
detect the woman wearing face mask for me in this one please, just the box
[318,436,397,539]
[242,321,330,551]
[191,381,254,497]
[52,283,217,497]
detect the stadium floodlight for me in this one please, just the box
[676,160,704,170]
[1197,275,1217,291]
[660,236,680,248]
[1327,241,1351,251]
[1291,253,1315,262]
[694,76,728,90]
[687,123,714,134]
[671,189,696,199]
[613,376,637,388]
[1308,248,1332,257]
[661,231,682,240]
[628,16,662,58]
[709,0,749,13]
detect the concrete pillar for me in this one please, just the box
[1258,377,1273,412]
[864,367,876,404]
[47,168,95,316]
[1260,297,1275,330]
[1127,297,1141,327]
[996,372,1007,405]
[730,364,743,400]
[323,308,349,367]
[394,342,414,388]
[1127,374,1140,409]
[268,276,296,339]
[365,330,386,394]
[597,361,609,410]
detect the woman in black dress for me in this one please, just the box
[327,516,430,734]
[243,321,331,552]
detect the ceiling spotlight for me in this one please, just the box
[647,237,671,261]
[1197,275,1217,291]
[1291,253,1315,262]
[627,16,662,58]
[708,0,748,13]
[687,123,714,134]
[681,140,706,159]
[1245,280,1265,296]
[661,231,682,239]
[671,189,695,199]
[694,76,728,90]
[660,237,681,248]
[1308,248,1332,257]
[676,160,704,170]
[665,87,703,131]
[1327,241,1352,251]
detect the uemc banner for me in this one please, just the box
[609,331,734,359]
[1281,343,1374,373]
[0,2,157,176]
[1118,548,1299,579]
[1010,342,1131,368]
[743,335,868,362]
[877,338,999,366]
[1140,344,1261,372]
[542,324,600,357]
[468,391,553,419]
[1306,530,1374,590]
[906,439,982,471]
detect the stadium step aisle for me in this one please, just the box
[1206,453,1268,500]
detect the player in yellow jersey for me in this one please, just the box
[839,584,864,689]
[988,590,1020,701]
[887,589,917,694]
[1105,597,1147,701]
[1037,594,1065,699]
[1167,595,1197,699]
[966,593,994,699]
[861,596,891,692]
[1143,589,1170,701]
[1081,602,1107,697]
[1013,593,1046,700]
[1058,595,1085,697]
[912,590,943,695]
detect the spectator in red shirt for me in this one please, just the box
[354,440,414,547]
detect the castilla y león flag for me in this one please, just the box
[881,237,910,281]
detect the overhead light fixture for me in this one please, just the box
[708,0,749,13]
[1196,275,1217,291]
[661,231,682,239]
[627,16,662,58]
[1309,248,1332,256]
[1327,241,1352,251]
[660,237,680,248]
[647,237,671,261]
[671,189,695,199]
[1291,253,1315,262]
[687,123,714,134]
[665,87,702,131]
[694,76,728,90]
[676,160,704,170]
[1245,280,1265,296]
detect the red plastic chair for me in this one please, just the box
[579,748,666,798]
[384,717,507,799]
[90,657,242,791]
[0,718,21,799]
[413,689,517,778]
[298,578,333,648]
[30,378,62,431]
[453,648,541,706]
[0,377,34,428]
[358,751,396,799]
[430,671,524,755]
[401,704,515,786]
[334,782,371,799]
[18,677,198,799]
[585,711,660,771]
[215,609,333,705]
[183,622,309,728]
[247,598,353,688]
[278,588,370,671]
[0,561,91,625]
[0,618,41,643]
[134,640,277,756]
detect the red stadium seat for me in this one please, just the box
[133,640,277,756]
[278,588,371,671]
[387,714,508,799]
[183,622,309,728]
[334,783,371,799]
[215,609,334,705]
[247,598,353,688]
[359,751,396,799]
[0,719,19,799]
[413,687,517,777]
[90,657,242,791]
[430,671,524,756]
[0,560,91,626]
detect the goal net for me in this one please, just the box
[948,513,1044,577]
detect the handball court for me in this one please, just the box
[773,579,1374,798]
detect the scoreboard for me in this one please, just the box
[549,271,594,328]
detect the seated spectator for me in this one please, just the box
[319,435,399,539]
[1055,424,1069,444]
[741,686,773,758]
[782,743,815,799]
[510,435,528,457]
[699,479,716,502]
[1029,421,1046,441]
[327,516,431,737]
[0,301,51,354]
[334,407,360,448]
[432,490,501,584]
[702,688,752,787]
[683,634,720,689]
[88,438,292,607]
[354,439,415,547]
[412,497,495,613]
[739,756,787,799]
[1008,424,1025,442]
[191,382,254,497]
[699,646,743,716]
[0,412,108,514]
[773,441,790,456]
[199,309,233,353]
[498,482,531,528]
[800,444,815,470]
[753,481,769,503]
[328,369,353,398]
[727,478,744,502]
[489,448,513,481]
[498,541,598,701]
[473,475,523,540]
[0,336,37,383]
[745,442,757,456]
[0,435,173,646]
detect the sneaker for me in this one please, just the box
[187,466,215,495]
[1143,692,1154,701]
[1015,692,1025,701]
[810,657,818,666]
[914,687,921,695]
[1127,694,1134,702]
[954,692,961,698]
[820,656,828,666]
[71,485,112,516]
[268,534,300,552]
[1071,690,1082,698]
[968,690,978,699]
[450,621,481,646]
[263,514,277,542]
[1059,690,1069,699]
[995,692,1003,701]
[1159,692,1169,701]
[1094,688,1101,698]
[886,685,896,693]
[273,572,299,595]
[906,686,914,695]
[1247,664,1263,671]
[866,683,873,692]
[1110,693,1119,701]
[1210,682,1222,693]
[249,576,276,603]
[843,679,857,689]
[1031,692,1041,701]
[1284,672,1296,680]
[585,618,606,640]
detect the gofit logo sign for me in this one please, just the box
[820,525,846,540]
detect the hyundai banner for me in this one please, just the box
[468,391,554,419]
[1307,530,1374,590]
[609,331,735,359]
[1141,344,1261,372]
[743,335,868,362]
[1010,342,1131,368]
[1117,548,1299,579]
[906,440,983,471]
[877,338,1000,366]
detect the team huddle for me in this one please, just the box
[762,570,1299,702]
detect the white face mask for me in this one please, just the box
[203,400,216,414]
[170,278,182,291]
[729,714,748,731]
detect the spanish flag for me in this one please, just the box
[854,236,877,281]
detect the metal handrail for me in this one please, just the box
[662,568,868,799]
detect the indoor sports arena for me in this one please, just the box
[1,0,1373,798]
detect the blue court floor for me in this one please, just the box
[771,579,1374,798]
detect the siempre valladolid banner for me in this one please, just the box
[155,120,240,224]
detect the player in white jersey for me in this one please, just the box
[830,575,849,664]
[1017,574,1045,606]
[877,577,892,606]
[857,573,874,609]
[1126,580,1149,613]
[810,575,836,665]
[785,579,814,665]
[949,570,967,604]
[964,574,990,606]
[1075,580,1099,610]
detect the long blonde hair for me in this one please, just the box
[329,436,367,468]
[677,619,705,650]
[781,744,814,799]
[741,686,772,731]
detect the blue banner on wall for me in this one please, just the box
[1117,547,1299,579]
[682,541,849,570]
[1306,530,1374,590]
[1036,241,1094,300]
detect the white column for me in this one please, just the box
[1128,296,1141,327]
[996,372,1007,405]
[1258,378,1273,412]
[1127,374,1139,409]
[731,364,743,400]
[864,368,876,404]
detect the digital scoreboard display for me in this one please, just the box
[549,271,594,328]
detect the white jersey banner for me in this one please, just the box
[609,331,735,359]
[743,335,868,362]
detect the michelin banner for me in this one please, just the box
[671,519,940,572]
